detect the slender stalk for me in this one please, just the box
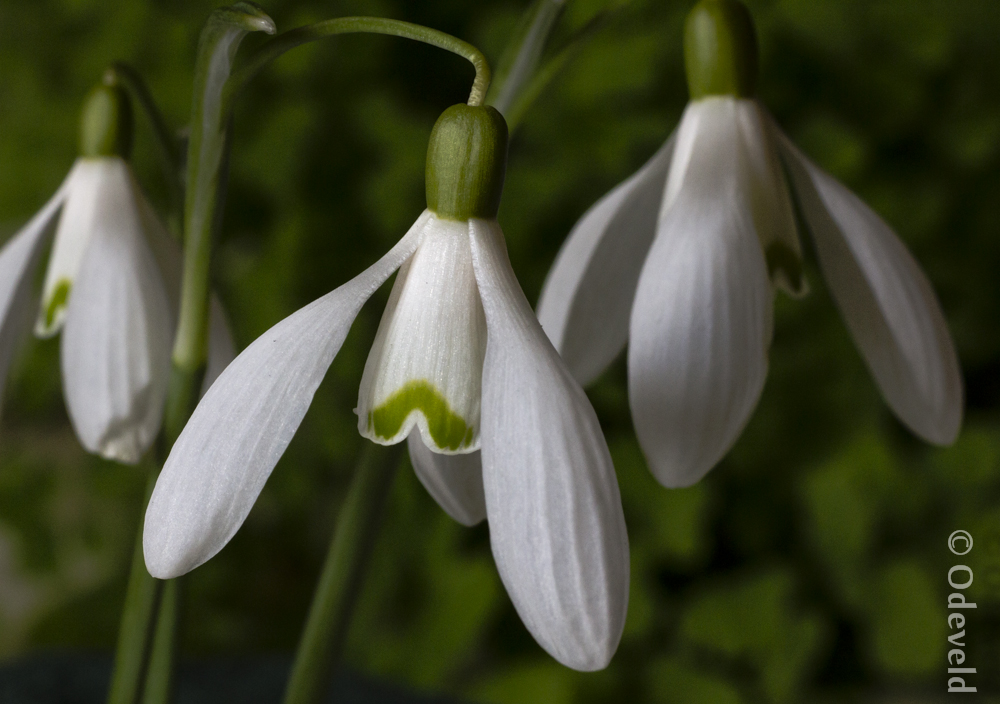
[106,61,185,231]
[225,17,491,110]
[141,579,181,704]
[504,7,619,131]
[282,444,403,704]
[107,7,276,704]
[106,472,164,704]
[487,0,565,115]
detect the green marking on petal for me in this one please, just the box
[369,380,474,452]
[765,242,806,297]
[45,278,73,330]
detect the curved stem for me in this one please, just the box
[106,61,185,231]
[487,0,565,115]
[225,17,491,113]
[282,444,402,704]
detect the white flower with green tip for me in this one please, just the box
[537,0,963,489]
[143,103,630,672]
[0,82,234,463]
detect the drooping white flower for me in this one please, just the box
[144,103,629,671]
[537,0,963,489]
[0,82,235,463]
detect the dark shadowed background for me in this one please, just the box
[1,0,999,701]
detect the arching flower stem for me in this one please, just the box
[105,62,186,233]
[226,17,492,110]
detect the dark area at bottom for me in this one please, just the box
[0,653,465,704]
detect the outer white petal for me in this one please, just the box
[0,178,71,415]
[628,97,774,488]
[406,430,486,526]
[470,219,629,672]
[143,214,427,578]
[778,131,963,444]
[536,135,675,386]
[35,159,116,337]
[61,161,174,464]
[357,214,486,454]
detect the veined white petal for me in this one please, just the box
[536,135,675,386]
[36,159,122,338]
[470,218,629,672]
[629,97,774,488]
[143,213,427,579]
[0,177,72,415]
[406,430,486,526]
[357,213,486,454]
[778,132,963,444]
[203,294,237,395]
[60,162,174,464]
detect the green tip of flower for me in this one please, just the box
[684,0,758,100]
[368,380,475,452]
[426,104,508,221]
[79,78,133,159]
[215,1,276,35]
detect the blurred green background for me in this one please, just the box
[1,0,999,701]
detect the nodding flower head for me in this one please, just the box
[0,77,234,464]
[144,102,630,672]
[538,0,963,488]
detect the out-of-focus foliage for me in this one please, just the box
[1,0,999,701]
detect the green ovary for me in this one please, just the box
[368,380,475,452]
[44,279,72,329]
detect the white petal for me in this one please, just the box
[36,159,121,337]
[357,214,487,454]
[628,97,774,488]
[470,218,629,672]
[143,214,427,578]
[536,135,674,386]
[60,163,174,464]
[406,430,486,526]
[0,179,71,414]
[202,294,237,395]
[778,131,963,444]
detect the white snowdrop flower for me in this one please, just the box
[0,81,234,463]
[537,0,962,488]
[144,103,629,671]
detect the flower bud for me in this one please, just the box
[684,0,758,100]
[79,78,133,159]
[426,104,508,221]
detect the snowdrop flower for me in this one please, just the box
[144,104,629,671]
[537,0,962,488]
[0,80,234,463]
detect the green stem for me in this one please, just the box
[282,444,403,704]
[174,2,275,376]
[225,17,491,110]
[487,0,565,115]
[141,579,181,704]
[504,6,619,132]
[106,471,164,704]
[106,61,185,232]
[108,7,276,704]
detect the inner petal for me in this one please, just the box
[356,215,486,454]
